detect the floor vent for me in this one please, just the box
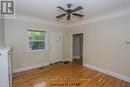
[63,61,71,64]
[50,61,63,65]
[38,66,45,69]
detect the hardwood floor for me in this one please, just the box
[13,62,130,87]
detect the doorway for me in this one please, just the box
[73,33,83,66]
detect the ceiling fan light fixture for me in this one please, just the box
[56,4,84,21]
[67,4,72,8]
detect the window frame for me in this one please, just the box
[27,29,48,52]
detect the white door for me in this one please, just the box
[50,32,63,63]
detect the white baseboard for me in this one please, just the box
[84,64,130,83]
[13,63,49,73]
[62,58,73,62]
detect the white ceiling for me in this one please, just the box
[16,0,130,26]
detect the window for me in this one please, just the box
[28,30,46,51]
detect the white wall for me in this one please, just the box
[5,19,67,72]
[4,13,130,81]
[67,14,130,78]
[0,19,5,46]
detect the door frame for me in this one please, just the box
[71,32,85,65]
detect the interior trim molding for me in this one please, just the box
[68,8,130,27]
[13,63,49,73]
[84,64,130,83]
[14,8,130,28]
[15,14,67,28]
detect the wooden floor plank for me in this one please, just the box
[13,63,130,87]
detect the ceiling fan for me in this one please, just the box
[56,4,84,20]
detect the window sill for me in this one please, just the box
[26,49,48,53]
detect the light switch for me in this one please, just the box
[56,37,60,41]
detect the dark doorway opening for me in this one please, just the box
[73,33,83,66]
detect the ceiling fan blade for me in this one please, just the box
[56,13,66,18]
[67,14,71,20]
[72,13,84,17]
[72,6,83,12]
[57,6,67,13]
